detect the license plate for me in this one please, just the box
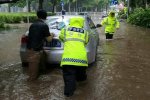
[46,39,61,47]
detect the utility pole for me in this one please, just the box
[26,0,29,29]
[76,0,78,12]
[61,0,64,11]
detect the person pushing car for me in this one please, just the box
[26,9,54,81]
[59,16,89,97]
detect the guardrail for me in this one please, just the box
[55,12,102,16]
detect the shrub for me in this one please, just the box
[0,12,55,24]
[118,9,128,19]
[127,8,150,28]
[0,22,10,29]
[22,15,37,23]
[0,22,5,28]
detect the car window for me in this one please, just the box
[87,17,96,29]
[46,18,69,30]
[46,18,59,28]
[57,22,66,30]
[46,18,59,24]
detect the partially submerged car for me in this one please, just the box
[20,15,100,66]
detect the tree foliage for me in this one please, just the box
[8,0,150,13]
[50,0,61,13]
[127,7,150,28]
[10,0,35,7]
[129,0,149,9]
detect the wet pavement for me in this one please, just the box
[0,16,150,100]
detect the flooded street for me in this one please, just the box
[0,17,150,100]
[0,24,28,66]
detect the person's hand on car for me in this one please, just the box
[46,33,54,42]
[50,33,54,37]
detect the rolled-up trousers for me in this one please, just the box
[27,49,41,81]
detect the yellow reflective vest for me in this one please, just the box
[59,27,89,67]
[101,16,120,34]
[124,7,128,14]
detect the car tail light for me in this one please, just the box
[21,35,28,44]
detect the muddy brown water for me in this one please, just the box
[0,19,150,100]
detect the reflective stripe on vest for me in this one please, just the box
[64,38,85,43]
[62,58,88,64]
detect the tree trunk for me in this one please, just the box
[68,2,71,12]
[52,1,57,13]
[8,4,11,12]
[106,3,108,15]
[76,0,77,12]
[52,4,55,13]
[39,0,43,10]
[145,0,148,8]
[28,1,31,12]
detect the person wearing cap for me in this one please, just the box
[59,16,89,97]
[26,9,54,81]
[100,11,120,39]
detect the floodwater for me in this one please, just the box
[0,18,150,100]
[0,24,28,67]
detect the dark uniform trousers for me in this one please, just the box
[105,33,114,39]
[62,65,87,95]
[27,49,47,81]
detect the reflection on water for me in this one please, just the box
[0,21,150,100]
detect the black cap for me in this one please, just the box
[37,9,47,20]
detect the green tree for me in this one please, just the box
[129,0,150,10]
[50,0,61,13]
[39,0,43,9]
[64,0,76,12]
[10,0,36,12]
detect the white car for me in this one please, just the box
[20,15,100,66]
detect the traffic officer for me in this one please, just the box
[59,16,89,97]
[124,6,128,14]
[101,11,120,39]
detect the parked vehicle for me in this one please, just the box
[20,15,100,66]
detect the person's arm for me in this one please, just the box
[43,24,54,42]
[101,18,107,26]
[59,28,65,42]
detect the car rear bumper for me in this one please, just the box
[20,48,28,63]
[20,48,63,64]
[44,49,63,64]
[45,49,93,64]
[20,48,94,64]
